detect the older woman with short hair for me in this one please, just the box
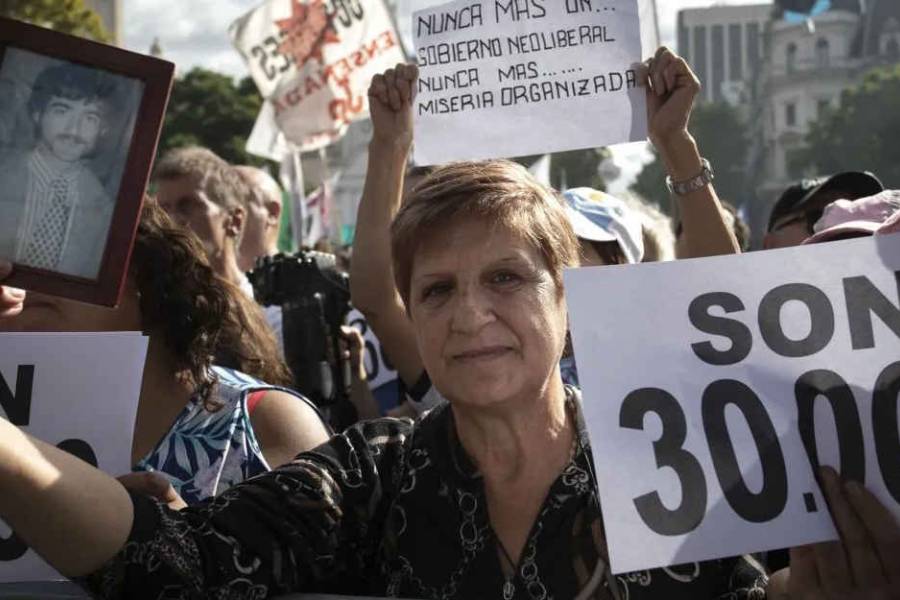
[0,157,768,599]
[0,51,897,600]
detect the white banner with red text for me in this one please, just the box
[231,0,406,152]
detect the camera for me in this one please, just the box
[248,251,353,417]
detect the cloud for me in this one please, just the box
[122,0,772,78]
[123,0,258,76]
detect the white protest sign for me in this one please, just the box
[412,0,647,165]
[230,0,406,151]
[565,234,900,574]
[0,333,147,583]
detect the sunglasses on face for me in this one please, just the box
[772,206,826,235]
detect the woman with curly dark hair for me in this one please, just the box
[0,199,330,504]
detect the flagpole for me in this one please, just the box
[318,146,333,242]
[386,0,412,60]
[291,149,307,250]
[651,0,661,49]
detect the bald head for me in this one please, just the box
[236,165,283,271]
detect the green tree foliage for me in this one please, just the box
[631,102,750,215]
[0,0,109,42]
[514,147,611,191]
[799,64,900,187]
[158,68,267,166]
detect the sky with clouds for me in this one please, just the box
[121,0,771,189]
[122,0,772,77]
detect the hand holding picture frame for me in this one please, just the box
[0,18,173,306]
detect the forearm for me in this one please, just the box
[656,133,739,258]
[0,418,132,577]
[350,375,381,421]
[80,423,404,598]
[349,138,409,315]
[350,138,425,386]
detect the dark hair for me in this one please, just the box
[28,62,119,118]
[406,165,435,180]
[720,200,751,252]
[588,240,628,265]
[131,200,293,406]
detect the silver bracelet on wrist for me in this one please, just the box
[665,158,715,196]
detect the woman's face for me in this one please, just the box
[0,282,142,333]
[408,218,568,409]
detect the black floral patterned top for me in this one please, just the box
[81,389,768,599]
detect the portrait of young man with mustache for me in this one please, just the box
[0,59,120,280]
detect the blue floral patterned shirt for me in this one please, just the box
[133,365,321,504]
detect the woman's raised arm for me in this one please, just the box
[350,63,426,388]
[646,46,740,258]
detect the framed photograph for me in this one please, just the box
[0,18,173,306]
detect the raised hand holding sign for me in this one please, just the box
[775,466,900,599]
[368,62,418,149]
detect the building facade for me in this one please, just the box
[84,0,122,45]
[677,1,900,242]
[747,0,900,238]
[677,4,772,104]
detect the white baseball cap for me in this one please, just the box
[563,187,644,264]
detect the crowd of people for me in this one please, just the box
[0,45,898,599]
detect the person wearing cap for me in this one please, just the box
[803,189,900,244]
[562,187,645,266]
[764,171,884,250]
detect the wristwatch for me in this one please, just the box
[666,158,715,196]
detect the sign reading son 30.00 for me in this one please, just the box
[565,234,900,575]
[412,0,647,165]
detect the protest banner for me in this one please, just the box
[230,0,406,152]
[411,0,647,164]
[565,234,900,574]
[0,333,147,583]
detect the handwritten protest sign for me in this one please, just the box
[412,0,647,165]
[231,0,406,152]
[0,333,147,583]
[565,234,900,574]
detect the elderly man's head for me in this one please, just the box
[390,160,578,408]
[235,165,283,272]
[153,147,249,281]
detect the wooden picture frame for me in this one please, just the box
[0,17,173,306]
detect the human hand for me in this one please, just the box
[0,260,25,318]
[780,467,900,599]
[340,325,367,382]
[368,62,418,149]
[117,471,187,511]
[645,46,700,149]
